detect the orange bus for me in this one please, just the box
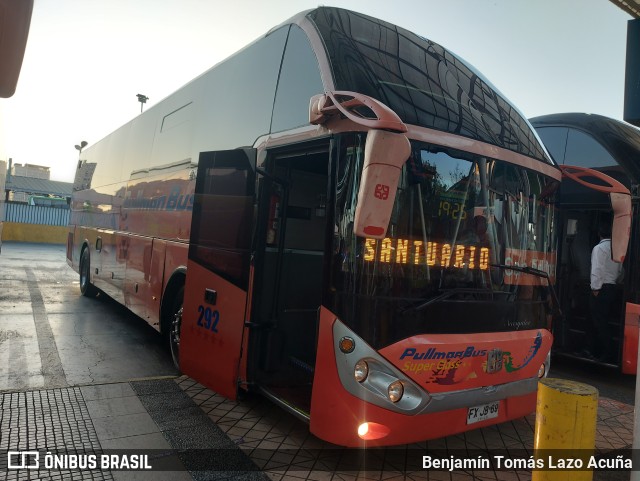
[531,113,640,374]
[67,8,630,446]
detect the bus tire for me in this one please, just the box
[168,285,184,371]
[79,247,98,298]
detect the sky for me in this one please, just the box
[0,0,633,182]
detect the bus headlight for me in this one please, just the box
[388,381,404,402]
[354,360,369,382]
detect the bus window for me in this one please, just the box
[564,129,617,169]
[189,150,255,289]
[331,138,559,349]
[537,127,619,170]
[271,25,324,133]
[536,127,568,164]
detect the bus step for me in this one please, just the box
[258,385,311,423]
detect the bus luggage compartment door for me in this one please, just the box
[179,149,256,400]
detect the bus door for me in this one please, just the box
[249,143,331,416]
[180,149,256,399]
[555,166,632,367]
[556,208,625,361]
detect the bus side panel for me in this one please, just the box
[147,239,166,330]
[622,302,640,374]
[73,225,99,275]
[66,228,75,268]
[237,264,255,388]
[310,307,539,447]
[163,240,188,281]
[95,230,125,305]
[124,234,152,321]
[160,239,188,330]
[124,235,164,329]
[180,261,247,400]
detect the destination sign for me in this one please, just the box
[364,238,489,270]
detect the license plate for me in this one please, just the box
[467,401,499,424]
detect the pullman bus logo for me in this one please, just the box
[399,346,487,361]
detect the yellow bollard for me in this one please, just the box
[532,378,598,481]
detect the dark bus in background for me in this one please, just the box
[531,113,640,374]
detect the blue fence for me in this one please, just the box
[3,202,70,226]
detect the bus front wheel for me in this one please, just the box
[79,248,98,298]
[169,286,184,371]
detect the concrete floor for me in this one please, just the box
[0,242,634,481]
[0,242,178,391]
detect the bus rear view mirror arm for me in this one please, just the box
[309,91,409,133]
[309,91,410,238]
[610,191,632,263]
[560,165,632,262]
[353,130,411,238]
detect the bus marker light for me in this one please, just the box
[357,422,390,440]
[354,360,369,382]
[387,381,404,402]
[363,226,385,236]
[339,336,355,353]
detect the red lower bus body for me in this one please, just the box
[623,302,640,374]
[309,308,549,447]
[178,260,551,447]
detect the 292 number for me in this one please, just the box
[197,305,219,333]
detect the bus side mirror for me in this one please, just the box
[353,129,411,238]
[610,192,632,263]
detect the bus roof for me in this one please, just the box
[305,7,551,165]
[83,7,553,175]
[530,112,640,182]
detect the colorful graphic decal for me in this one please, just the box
[386,331,548,390]
[503,331,542,373]
[399,346,487,385]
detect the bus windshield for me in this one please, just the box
[330,135,559,348]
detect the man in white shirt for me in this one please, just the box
[590,223,624,363]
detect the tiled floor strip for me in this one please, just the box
[0,379,633,481]
[176,376,634,481]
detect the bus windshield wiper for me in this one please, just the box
[490,264,549,279]
[401,288,495,314]
[489,264,563,318]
